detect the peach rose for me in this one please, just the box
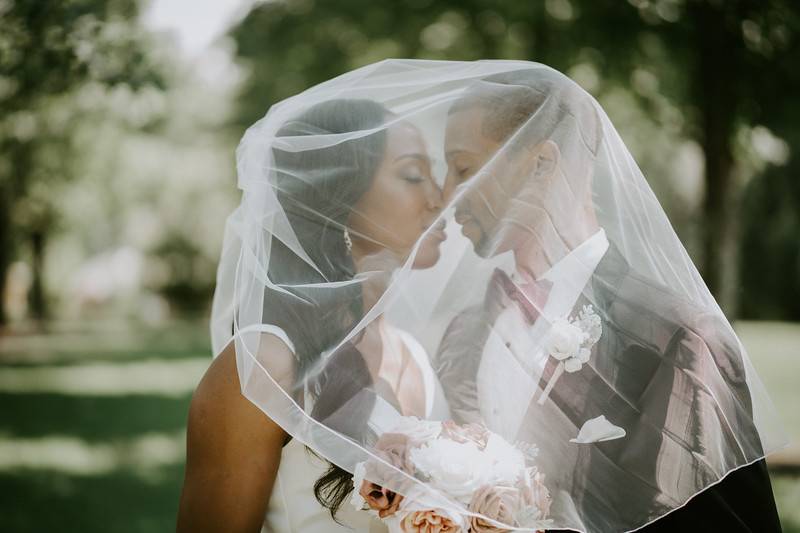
[359,480,404,518]
[400,510,462,533]
[440,420,490,450]
[468,485,518,532]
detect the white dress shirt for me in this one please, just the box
[476,229,610,440]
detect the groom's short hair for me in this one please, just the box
[449,68,602,156]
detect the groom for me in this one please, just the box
[433,69,780,532]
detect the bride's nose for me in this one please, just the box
[424,179,443,211]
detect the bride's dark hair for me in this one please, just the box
[266,98,390,519]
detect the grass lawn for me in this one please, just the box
[737,321,800,533]
[0,319,797,532]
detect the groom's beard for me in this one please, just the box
[457,206,535,260]
[454,185,516,259]
[454,176,535,259]
[454,206,493,258]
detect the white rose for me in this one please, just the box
[409,438,493,503]
[483,433,526,485]
[547,319,585,361]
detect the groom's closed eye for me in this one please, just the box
[456,166,473,180]
[447,159,476,181]
[447,168,470,187]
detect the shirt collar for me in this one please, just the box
[543,228,608,281]
[512,228,609,319]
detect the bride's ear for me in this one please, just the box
[533,140,560,179]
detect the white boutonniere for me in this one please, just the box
[538,305,602,404]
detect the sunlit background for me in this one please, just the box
[1,0,799,531]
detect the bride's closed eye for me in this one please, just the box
[399,163,434,185]
[402,172,426,184]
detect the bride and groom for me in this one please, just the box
[178,61,783,533]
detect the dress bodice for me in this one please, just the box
[262,438,385,533]
[262,322,450,533]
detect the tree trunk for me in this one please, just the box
[29,230,46,322]
[691,0,742,312]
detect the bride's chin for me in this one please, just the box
[411,244,443,270]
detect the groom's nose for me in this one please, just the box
[442,170,458,204]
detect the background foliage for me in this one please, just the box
[0,0,798,531]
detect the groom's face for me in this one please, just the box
[443,106,504,256]
[444,106,547,258]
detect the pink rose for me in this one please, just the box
[374,432,415,474]
[468,485,518,532]
[359,480,404,518]
[440,420,490,450]
[355,432,419,519]
[400,510,462,533]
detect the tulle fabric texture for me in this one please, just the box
[210,59,786,532]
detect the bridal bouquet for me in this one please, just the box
[351,417,551,532]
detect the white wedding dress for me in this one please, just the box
[261,322,451,533]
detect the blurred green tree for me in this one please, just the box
[0,0,165,323]
[628,0,800,311]
[227,0,799,317]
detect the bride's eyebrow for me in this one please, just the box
[394,153,430,164]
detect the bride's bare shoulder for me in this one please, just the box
[177,338,292,532]
[189,337,293,438]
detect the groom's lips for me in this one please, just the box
[454,211,484,242]
[454,211,472,225]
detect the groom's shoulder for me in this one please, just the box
[594,248,727,344]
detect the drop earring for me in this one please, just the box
[343,227,353,252]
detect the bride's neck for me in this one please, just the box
[350,246,405,311]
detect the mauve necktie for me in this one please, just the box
[490,268,553,324]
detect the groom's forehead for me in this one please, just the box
[444,107,500,158]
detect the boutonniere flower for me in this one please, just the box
[538,305,602,404]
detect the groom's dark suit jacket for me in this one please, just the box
[434,244,780,532]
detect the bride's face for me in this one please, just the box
[348,121,446,270]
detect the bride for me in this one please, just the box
[177,98,450,532]
[178,60,785,533]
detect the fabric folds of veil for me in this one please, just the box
[210,59,786,532]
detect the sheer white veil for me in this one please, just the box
[210,59,786,532]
